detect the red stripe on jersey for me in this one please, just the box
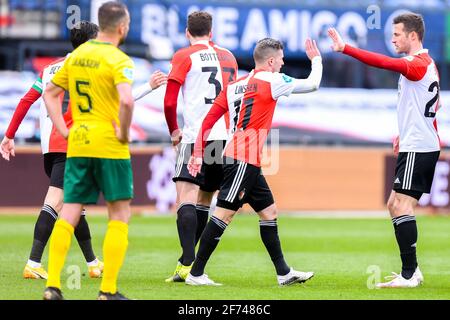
[168,44,204,84]
[224,71,277,166]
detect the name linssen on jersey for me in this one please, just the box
[200,52,235,62]
[235,83,258,94]
[71,58,100,69]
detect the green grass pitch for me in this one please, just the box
[0,214,449,300]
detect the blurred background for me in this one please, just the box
[0,0,449,214]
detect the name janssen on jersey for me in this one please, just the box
[235,83,258,94]
[199,52,233,62]
[71,58,100,69]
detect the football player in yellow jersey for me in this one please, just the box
[41,1,166,300]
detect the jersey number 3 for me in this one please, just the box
[202,66,235,104]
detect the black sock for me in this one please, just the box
[176,203,197,266]
[74,210,96,263]
[191,216,227,276]
[29,204,58,263]
[260,219,290,276]
[195,205,210,246]
[392,215,418,279]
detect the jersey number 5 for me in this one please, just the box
[76,80,92,113]
[425,81,439,118]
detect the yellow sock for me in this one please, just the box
[100,220,129,294]
[46,219,74,289]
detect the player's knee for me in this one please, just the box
[390,199,413,216]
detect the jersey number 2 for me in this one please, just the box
[424,81,439,118]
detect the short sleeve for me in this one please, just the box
[402,55,429,81]
[51,61,69,90]
[168,50,192,85]
[113,55,135,85]
[271,73,296,100]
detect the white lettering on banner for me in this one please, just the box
[240,9,269,50]
[140,4,379,54]
[337,12,367,48]
[419,161,450,207]
[141,4,186,51]
[214,7,240,50]
[269,10,298,52]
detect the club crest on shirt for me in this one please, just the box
[282,74,293,83]
[72,124,90,145]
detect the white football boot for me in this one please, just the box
[376,267,423,288]
[277,268,314,286]
[185,273,222,286]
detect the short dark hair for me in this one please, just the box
[70,21,99,49]
[187,11,212,37]
[253,38,284,63]
[393,12,425,42]
[98,1,128,32]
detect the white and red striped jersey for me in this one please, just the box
[197,70,297,166]
[167,40,238,143]
[397,49,440,152]
[39,55,72,154]
[343,45,441,153]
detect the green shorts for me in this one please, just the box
[64,157,133,204]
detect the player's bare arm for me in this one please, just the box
[116,82,134,143]
[43,82,69,139]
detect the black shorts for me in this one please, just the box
[393,151,440,200]
[173,141,225,192]
[43,152,67,189]
[216,157,275,212]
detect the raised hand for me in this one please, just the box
[149,70,168,90]
[327,27,345,52]
[305,38,321,60]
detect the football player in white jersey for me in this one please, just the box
[328,12,440,288]
[163,11,238,282]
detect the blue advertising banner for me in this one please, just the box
[63,1,446,61]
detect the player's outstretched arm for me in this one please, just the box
[292,39,323,93]
[43,82,69,139]
[116,83,134,143]
[133,70,168,101]
[327,27,413,78]
[1,84,42,161]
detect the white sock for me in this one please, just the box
[27,260,41,268]
[87,258,99,267]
